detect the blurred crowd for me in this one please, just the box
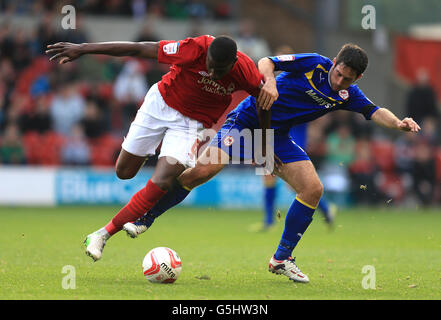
[0,3,271,168]
[308,107,441,208]
[0,5,440,207]
[0,11,158,168]
[0,0,234,20]
[307,76,441,208]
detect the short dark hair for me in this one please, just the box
[208,35,237,64]
[335,43,368,77]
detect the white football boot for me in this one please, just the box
[84,233,107,261]
[268,256,310,283]
[123,220,149,238]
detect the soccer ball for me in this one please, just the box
[142,247,182,283]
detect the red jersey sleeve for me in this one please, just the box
[157,35,212,66]
[234,51,263,97]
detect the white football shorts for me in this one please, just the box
[121,83,204,168]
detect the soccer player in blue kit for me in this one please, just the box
[259,123,337,232]
[124,43,420,283]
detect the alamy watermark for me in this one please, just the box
[61,265,76,289]
[61,5,76,30]
[361,265,376,289]
[361,5,376,30]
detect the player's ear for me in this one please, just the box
[332,57,336,64]
[228,56,238,69]
[357,74,363,81]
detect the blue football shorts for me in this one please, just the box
[209,102,310,164]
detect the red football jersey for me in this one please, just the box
[157,35,263,128]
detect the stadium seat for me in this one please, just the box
[23,132,42,164]
[16,56,51,96]
[370,140,396,172]
[98,83,114,100]
[40,132,65,165]
[89,134,121,167]
[377,171,405,202]
[435,147,441,182]
[23,132,66,165]
[77,82,91,98]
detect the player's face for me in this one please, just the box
[329,60,361,92]
[206,53,237,80]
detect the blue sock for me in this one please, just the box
[318,198,330,220]
[139,181,191,227]
[264,185,276,226]
[274,197,316,260]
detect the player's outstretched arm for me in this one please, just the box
[46,41,159,64]
[371,108,421,133]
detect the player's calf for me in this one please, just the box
[123,181,193,239]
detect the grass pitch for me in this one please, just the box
[1,205,440,300]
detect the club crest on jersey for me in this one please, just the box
[223,136,234,146]
[338,89,349,100]
[163,42,179,55]
[275,55,294,62]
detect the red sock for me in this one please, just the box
[105,180,167,236]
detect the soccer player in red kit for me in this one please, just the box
[46,35,277,261]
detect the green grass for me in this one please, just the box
[1,205,441,300]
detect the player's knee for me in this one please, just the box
[115,165,136,180]
[300,180,323,204]
[309,181,323,201]
[150,176,175,191]
[198,166,214,179]
[156,181,174,191]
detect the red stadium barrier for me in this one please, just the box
[395,36,441,100]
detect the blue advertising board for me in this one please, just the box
[55,168,296,209]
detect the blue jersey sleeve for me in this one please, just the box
[268,53,330,74]
[343,85,379,120]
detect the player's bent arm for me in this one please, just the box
[257,57,279,110]
[257,107,271,156]
[258,57,276,79]
[256,107,282,172]
[371,108,421,133]
[47,41,159,64]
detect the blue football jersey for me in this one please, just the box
[233,53,379,132]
